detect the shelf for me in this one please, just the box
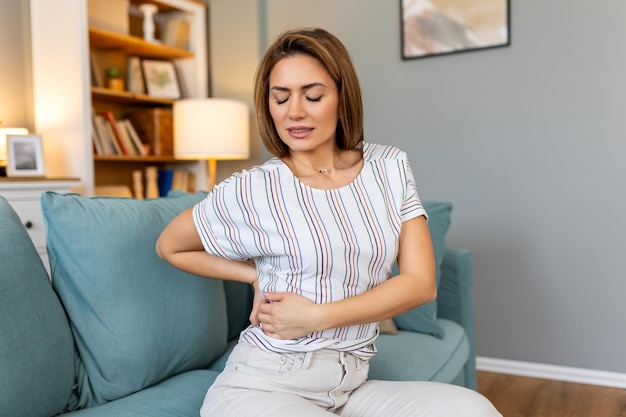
[92,87,175,105]
[131,0,205,12]
[94,155,197,163]
[89,27,194,60]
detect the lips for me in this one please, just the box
[287,126,314,138]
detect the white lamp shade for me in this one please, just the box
[0,127,29,162]
[174,98,250,160]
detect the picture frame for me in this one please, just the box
[141,59,182,99]
[401,0,510,60]
[6,134,46,177]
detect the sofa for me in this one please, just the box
[0,191,477,417]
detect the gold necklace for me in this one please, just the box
[289,154,335,175]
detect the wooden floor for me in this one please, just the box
[478,371,626,417]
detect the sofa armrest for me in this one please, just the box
[437,249,477,389]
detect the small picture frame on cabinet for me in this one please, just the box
[6,134,46,177]
[141,59,182,99]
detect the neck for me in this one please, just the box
[289,152,336,175]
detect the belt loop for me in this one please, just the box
[302,351,313,369]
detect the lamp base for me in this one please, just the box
[208,159,217,190]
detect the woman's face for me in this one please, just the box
[268,55,339,153]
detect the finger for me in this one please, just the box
[249,305,260,326]
[263,291,284,302]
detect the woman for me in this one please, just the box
[156,27,501,417]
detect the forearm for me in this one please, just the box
[163,249,257,285]
[315,272,436,331]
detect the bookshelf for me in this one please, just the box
[29,0,209,196]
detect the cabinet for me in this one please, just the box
[29,0,209,196]
[0,178,81,276]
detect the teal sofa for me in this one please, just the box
[0,192,476,417]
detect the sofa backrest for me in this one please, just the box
[0,196,75,417]
[41,191,229,410]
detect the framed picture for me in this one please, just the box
[6,134,46,177]
[401,0,510,60]
[141,59,182,99]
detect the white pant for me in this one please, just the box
[201,343,501,417]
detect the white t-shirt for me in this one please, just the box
[192,142,426,359]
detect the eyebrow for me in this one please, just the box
[270,82,327,93]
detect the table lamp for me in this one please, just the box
[0,127,29,174]
[173,98,249,190]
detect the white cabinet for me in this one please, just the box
[0,179,80,276]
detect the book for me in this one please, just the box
[91,116,105,155]
[161,17,191,50]
[90,52,104,87]
[115,120,138,156]
[93,114,115,155]
[157,169,195,196]
[121,119,148,156]
[100,112,128,155]
[157,169,174,197]
[126,108,173,156]
[103,120,123,155]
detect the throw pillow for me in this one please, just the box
[392,201,452,338]
[378,318,399,335]
[41,191,227,409]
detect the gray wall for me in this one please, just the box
[209,0,626,374]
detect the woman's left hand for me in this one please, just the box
[257,292,320,339]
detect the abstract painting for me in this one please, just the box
[401,0,510,60]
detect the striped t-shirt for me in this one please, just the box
[192,142,426,359]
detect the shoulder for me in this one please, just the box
[216,157,284,189]
[362,142,408,163]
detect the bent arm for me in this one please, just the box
[259,215,436,338]
[156,207,257,285]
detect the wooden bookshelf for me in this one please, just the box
[88,27,194,60]
[91,87,175,106]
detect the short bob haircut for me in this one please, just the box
[254,27,364,158]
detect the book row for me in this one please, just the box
[92,111,148,156]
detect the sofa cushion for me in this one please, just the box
[369,318,469,383]
[0,197,75,417]
[392,201,452,338]
[57,369,219,417]
[41,192,227,409]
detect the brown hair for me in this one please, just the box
[253,27,364,158]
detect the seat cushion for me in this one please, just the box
[58,370,219,417]
[0,197,75,417]
[392,201,452,338]
[368,318,469,383]
[41,192,228,410]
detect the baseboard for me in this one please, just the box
[476,356,626,389]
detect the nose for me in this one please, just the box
[288,96,306,120]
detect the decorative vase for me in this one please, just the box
[139,3,159,43]
[126,56,145,94]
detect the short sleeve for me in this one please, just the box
[400,159,428,222]
[191,184,252,261]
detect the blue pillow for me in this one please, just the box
[41,191,227,409]
[392,201,452,338]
